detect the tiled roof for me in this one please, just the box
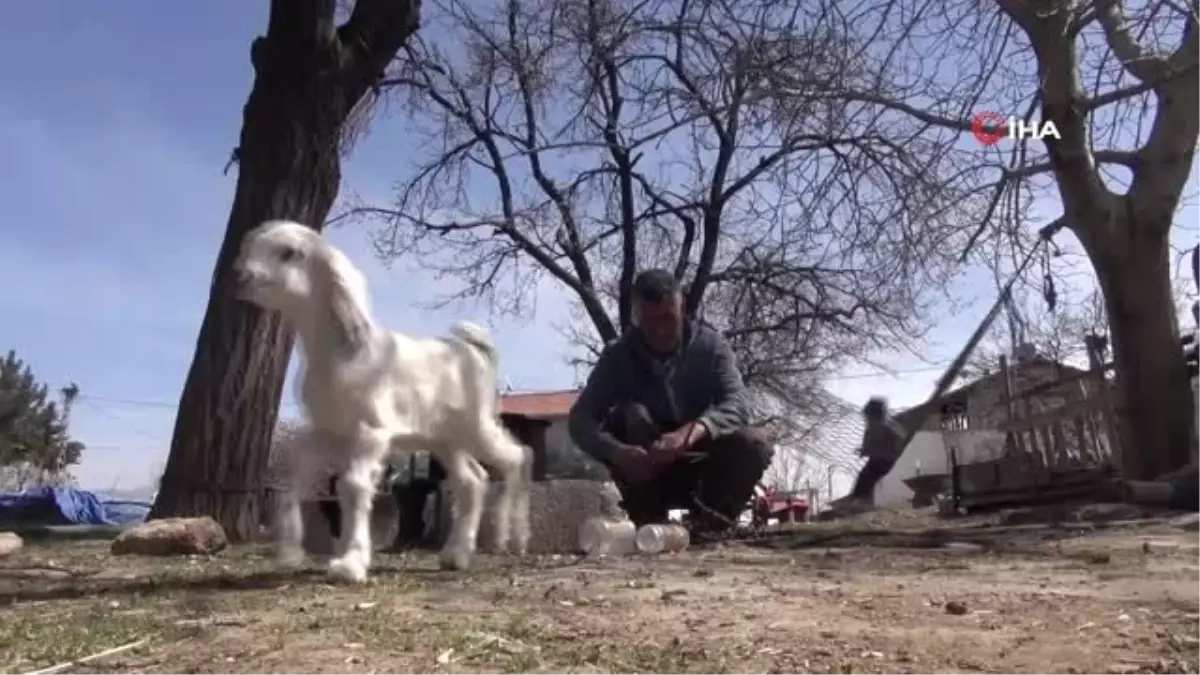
[499,390,578,419]
[756,388,865,470]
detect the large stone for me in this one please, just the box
[0,532,22,557]
[110,516,228,556]
[436,479,624,554]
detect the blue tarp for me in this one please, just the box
[102,500,152,525]
[0,486,115,526]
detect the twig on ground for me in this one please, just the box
[24,637,151,675]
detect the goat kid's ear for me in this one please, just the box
[323,263,371,356]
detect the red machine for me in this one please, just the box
[750,484,809,526]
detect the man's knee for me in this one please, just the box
[725,427,774,470]
[602,403,658,447]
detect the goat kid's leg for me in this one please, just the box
[274,487,306,568]
[511,445,533,556]
[439,452,487,571]
[328,458,380,584]
[275,450,322,569]
[474,422,533,557]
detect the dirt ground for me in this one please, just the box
[1,509,1197,674]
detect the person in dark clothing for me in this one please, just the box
[568,269,774,535]
[393,455,445,548]
[845,397,906,504]
[319,464,413,544]
[318,476,343,539]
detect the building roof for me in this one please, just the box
[761,389,865,472]
[499,390,578,419]
[892,356,1088,430]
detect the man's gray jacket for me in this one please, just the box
[567,321,752,463]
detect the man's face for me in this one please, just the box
[634,294,684,354]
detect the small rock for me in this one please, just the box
[1086,551,1112,565]
[945,600,970,616]
[0,532,23,557]
[111,517,228,556]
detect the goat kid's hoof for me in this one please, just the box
[438,549,473,571]
[328,556,369,584]
[512,539,530,557]
[275,547,306,569]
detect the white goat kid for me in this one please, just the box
[233,219,531,583]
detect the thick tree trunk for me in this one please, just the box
[150,0,419,541]
[1087,219,1193,481]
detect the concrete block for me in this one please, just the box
[436,479,623,554]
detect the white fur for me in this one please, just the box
[234,219,531,582]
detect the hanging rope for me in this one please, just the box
[1041,242,1057,313]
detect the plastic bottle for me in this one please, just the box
[635,523,690,554]
[578,516,637,557]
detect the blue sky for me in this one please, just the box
[1,2,1195,491]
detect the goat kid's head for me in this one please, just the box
[234,220,373,349]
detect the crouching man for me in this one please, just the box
[567,269,774,540]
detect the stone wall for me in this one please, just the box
[296,479,624,556]
[435,479,623,554]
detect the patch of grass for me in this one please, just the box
[0,602,165,671]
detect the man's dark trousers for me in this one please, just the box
[602,403,773,529]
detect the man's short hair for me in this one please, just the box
[632,268,681,304]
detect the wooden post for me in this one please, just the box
[999,355,1027,466]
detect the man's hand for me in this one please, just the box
[650,421,708,465]
[611,443,655,484]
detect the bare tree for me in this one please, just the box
[351,0,1004,426]
[151,0,421,540]
[770,0,1197,479]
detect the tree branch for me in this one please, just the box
[1094,0,1175,82]
[337,0,423,107]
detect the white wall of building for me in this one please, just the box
[875,429,1008,508]
[545,417,570,454]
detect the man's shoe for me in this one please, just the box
[621,501,669,529]
[688,526,729,547]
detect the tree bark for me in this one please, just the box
[150,0,420,541]
[1084,215,1193,481]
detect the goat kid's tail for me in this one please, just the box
[451,321,498,366]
